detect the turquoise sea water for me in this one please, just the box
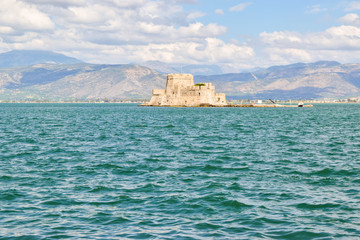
[0,103,359,239]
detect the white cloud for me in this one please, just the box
[346,1,360,11]
[1,0,224,45]
[261,26,360,50]
[261,48,312,64]
[326,25,360,36]
[260,31,302,47]
[306,4,327,14]
[0,0,55,31]
[68,4,112,24]
[256,25,360,67]
[178,23,227,38]
[230,2,252,12]
[187,11,206,20]
[27,0,85,7]
[3,0,360,72]
[0,26,15,34]
[215,9,224,15]
[340,13,360,26]
[103,0,146,8]
[175,0,197,3]
[85,38,255,65]
[0,0,239,67]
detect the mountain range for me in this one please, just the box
[140,60,224,75]
[0,50,359,100]
[196,61,360,99]
[0,50,82,68]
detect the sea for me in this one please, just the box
[0,103,359,239]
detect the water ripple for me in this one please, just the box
[0,103,359,239]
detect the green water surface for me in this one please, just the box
[0,104,359,239]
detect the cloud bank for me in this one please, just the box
[0,0,360,72]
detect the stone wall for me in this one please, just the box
[146,73,226,106]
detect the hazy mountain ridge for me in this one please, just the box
[196,61,360,99]
[141,61,223,75]
[1,50,360,100]
[0,50,82,68]
[0,63,165,100]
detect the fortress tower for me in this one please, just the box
[145,73,227,107]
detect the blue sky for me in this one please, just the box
[187,0,347,37]
[1,0,360,72]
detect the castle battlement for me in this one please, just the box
[144,73,226,107]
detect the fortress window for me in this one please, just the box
[199,93,201,96]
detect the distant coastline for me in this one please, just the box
[0,99,147,104]
[1,99,359,104]
[1,53,360,102]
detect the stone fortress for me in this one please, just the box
[143,73,227,107]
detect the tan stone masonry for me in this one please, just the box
[143,73,227,107]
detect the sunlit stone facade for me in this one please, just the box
[145,74,226,106]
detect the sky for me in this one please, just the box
[1,0,360,72]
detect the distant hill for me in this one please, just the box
[196,61,360,99]
[182,64,223,76]
[0,63,165,100]
[1,52,360,100]
[141,61,223,75]
[141,61,178,74]
[0,50,82,68]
